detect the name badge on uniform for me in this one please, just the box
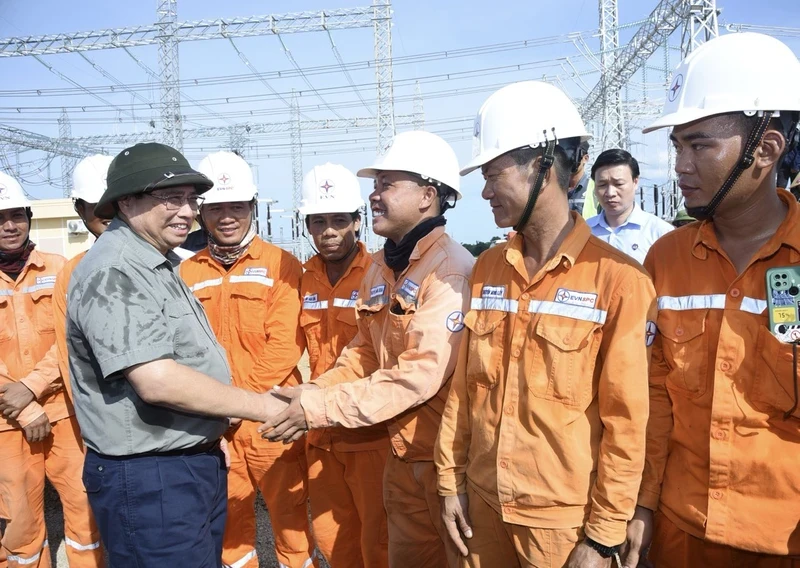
[471,284,518,312]
[368,284,387,307]
[398,278,420,303]
[244,267,268,277]
[36,276,57,287]
[303,293,328,310]
[554,288,597,309]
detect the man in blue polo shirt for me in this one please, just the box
[586,149,673,263]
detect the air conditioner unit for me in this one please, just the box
[67,219,89,234]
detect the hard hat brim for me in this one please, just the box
[299,200,366,216]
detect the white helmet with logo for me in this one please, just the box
[357,130,462,199]
[196,151,258,205]
[644,32,800,133]
[0,171,31,212]
[461,81,591,176]
[71,154,113,203]
[299,163,365,216]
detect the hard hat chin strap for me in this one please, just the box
[689,111,774,220]
[513,136,557,232]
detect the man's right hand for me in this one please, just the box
[621,506,655,568]
[22,413,52,443]
[256,390,290,425]
[441,493,473,557]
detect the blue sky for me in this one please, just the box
[1,0,799,244]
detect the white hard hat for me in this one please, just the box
[357,130,462,199]
[71,154,113,203]
[196,151,258,205]
[0,171,31,211]
[299,163,365,216]
[461,81,591,176]
[644,33,800,134]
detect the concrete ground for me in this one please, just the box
[48,354,329,568]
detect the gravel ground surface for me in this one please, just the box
[47,354,329,568]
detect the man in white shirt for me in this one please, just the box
[586,149,673,263]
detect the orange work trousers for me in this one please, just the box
[306,443,389,568]
[650,512,800,568]
[222,420,315,568]
[383,454,461,568]
[0,416,103,568]
[460,485,582,568]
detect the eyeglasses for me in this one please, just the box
[145,192,205,211]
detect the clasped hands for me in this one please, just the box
[257,383,319,443]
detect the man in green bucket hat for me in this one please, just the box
[65,142,289,567]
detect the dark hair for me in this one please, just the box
[405,171,457,213]
[506,145,572,191]
[590,148,640,180]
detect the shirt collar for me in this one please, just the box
[504,211,591,276]
[109,217,176,270]
[692,189,800,262]
[590,204,645,230]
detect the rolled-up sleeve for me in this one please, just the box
[72,267,173,379]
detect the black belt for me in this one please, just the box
[89,440,221,460]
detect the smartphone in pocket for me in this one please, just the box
[766,267,800,343]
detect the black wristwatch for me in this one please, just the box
[584,536,621,558]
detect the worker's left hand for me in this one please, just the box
[22,413,52,443]
[0,383,36,419]
[565,541,613,568]
[258,387,308,443]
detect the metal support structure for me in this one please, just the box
[412,81,424,130]
[57,109,76,196]
[581,0,691,123]
[0,3,393,164]
[373,0,395,153]
[228,125,250,157]
[290,91,306,260]
[156,0,183,151]
[680,0,719,58]
[598,0,626,150]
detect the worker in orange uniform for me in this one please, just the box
[298,163,389,568]
[262,131,475,568]
[435,81,656,568]
[622,33,800,568]
[180,151,315,568]
[0,171,103,568]
[54,154,114,400]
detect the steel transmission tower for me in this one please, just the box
[156,0,183,151]
[373,0,395,153]
[598,0,626,151]
[57,109,76,196]
[290,91,306,260]
[0,2,397,160]
[680,0,719,58]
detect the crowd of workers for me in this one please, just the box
[0,30,799,568]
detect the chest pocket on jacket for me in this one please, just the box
[0,295,11,342]
[530,315,603,407]
[231,282,268,334]
[753,326,800,423]
[356,297,388,354]
[463,309,508,388]
[387,294,416,359]
[300,308,324,365]
[658,310,709,399]
[31,287,55,333]
[165,301,208,360]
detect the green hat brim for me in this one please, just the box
[95,166,213,219]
